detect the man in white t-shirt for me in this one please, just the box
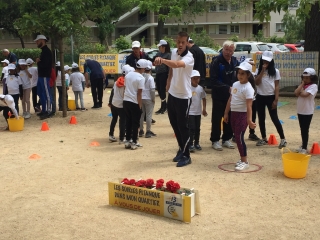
[123,59,148,150]
[154,31,194,167]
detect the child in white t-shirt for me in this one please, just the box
[139,60,156,138]
[70,63,86,111]
[188,70,207,152]
[294,68,318,154]
[18,59,32,119]
[26,58,41,112]
[55,62,70,111]
[1,59,9,95]
[224,62,256,171]
[5,64,23,115]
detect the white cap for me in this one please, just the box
[303,68,316,76]
[34,35,47,41]
[121,64,130,74]
[26,58,34,64]
[236,62,253,73]
[261,51,273,62]
[1,59,9,64]
[191,70,200,77]
[146,60,153,70]
[157,40,168,47]
[8,63,16,70]
[72,62,79,68]
[56,61,60,66]
[125,67,135,76]
[136,59,148,69]
[132,41,141,48]
[18,59,27,65]
[64,65,71,71]
[244,58,254,65]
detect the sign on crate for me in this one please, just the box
[108,180,200,223]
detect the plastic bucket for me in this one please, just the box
[8,117,24,132]
[281,148,311,179]
[68,99,76,110]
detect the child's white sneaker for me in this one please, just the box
[235,161,249,171]
[109,135,117,142]
[24,112,31,119]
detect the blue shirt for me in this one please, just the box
[84,60,104,80]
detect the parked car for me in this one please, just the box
[284,44,303,52]
[218,42,270,53]
[199,47,219,54]
[267,43,290,53]
[119,48,159,59]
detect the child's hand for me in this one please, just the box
[223,113,228,123]
[108,104,111,108]
[248,121,256,129]
[202,110,208,117]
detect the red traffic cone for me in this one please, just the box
[310,142,320,155]
[41,122,49,131]
[69,115,77,124]
[268,134,278,145]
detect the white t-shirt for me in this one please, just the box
[6,75,22,95]
[256,69,281,95]
[168,48,194,99]
[230,81,254,112]
[124,71,145,104]
[0,94,18,117]
[70,72,84,92]
[189,85,206,115]
[2,66,9,79]
[65,73,70,87]
[297,84,318,115]
[112,84,125,108]
[19,70,32,89]
[142,73,155,100]
[56,71,62,86]
[28,67,38,87]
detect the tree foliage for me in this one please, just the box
[189,30,220,49]
[282,12,305,43]
[114,35,131,51]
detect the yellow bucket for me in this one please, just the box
[8,117,24,132]
[68,99,76,110]
[281,148,311,179]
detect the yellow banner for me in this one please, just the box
[79,54,119,74]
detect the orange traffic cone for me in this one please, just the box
[69,115,77,124]
[29,154,41,160]
[310,142,320,154]
[268,134,278,145]
[90,141,100,146]
[41,122,49,131]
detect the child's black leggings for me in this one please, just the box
[298,114,313,149]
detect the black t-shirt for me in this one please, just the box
[188,44,206,80]
[37,45,52,78]
[125,52,152,68]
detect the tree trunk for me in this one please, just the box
[51,38,57,111]
[156,8,168,41]
[304,2,320,74]
[18,35,25,48]
[58,37,67,117]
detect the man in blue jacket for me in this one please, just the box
[210,40,239,151]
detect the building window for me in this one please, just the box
[230,2,240,11]
[219,25,228,34]
[289,0,299,8]
[171,26,179,35]
[218,2,228,11]
[209,25,216,34]
[209,3,217,12]
[230,25,240,34]
[276,23,284,32]
[195,26,204,34]
[181,27,188,33]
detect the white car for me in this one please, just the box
[267,43,290,53]
[234,42,270,53]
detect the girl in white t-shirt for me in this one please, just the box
[255,51,286,149]
[294,68,318,154]
[18,59,32,119]
[224,62,256,171]
[1,59,9,95]
[70,63,86,111]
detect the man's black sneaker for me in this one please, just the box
[139,130,144,137]
[40,114,50,120]
[145,131,156,138]
[37,111,47,117]
[249,133,260,141]
[48,112,55,118]
[91,106,100,109]
[151,119,156,124]
[195,144,202,150]
[189,145,195,152]
[155,109,162,115]
[173,150,183,162]
[176,156,192,167]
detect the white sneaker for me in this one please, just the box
[235,160,242,167]
[212,141,223,151]
[131,142,138,150]
[109,135,117,142]
[135,142,143,147]
[222,140,235,149]
[295,146,302,153]
[24,112,31,119]
[235,161,249,171]
[119,140,127,145]
[22,112,27,118]
[278,139,287,149]
[300,149,307,154]
[124,142,131,149]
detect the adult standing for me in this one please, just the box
[2,49,17,64]
[154,31,194,167]
[125,41,153,68]
[34,35,53,120]
[84,59,106,109]
[187,39,206,86]
[154,40,171,114]
[209,40,238,151]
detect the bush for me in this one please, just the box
[229,35,239,42]
[163,36,175,48]
[114,35,131,51]
[11,48,41,61]
[189,30,220,50]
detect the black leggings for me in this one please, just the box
[189,115,201,145]
[109,105,126,141]
[90,78,104,107]
[256,94,285,139]
[298,114,313,149]
[123,101,141,143]
[155,72,168,101]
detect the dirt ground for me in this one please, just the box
[1,87,320,240]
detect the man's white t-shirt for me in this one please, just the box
[297,84,318,115]
[112,84,125,108]
[2,66,9,79]
[70,72,85,92]
[6,75,22,95]
[168,48,194,99]
[28,67,38,87]
[230,81,254,112]
[19,70,31,89]
[189,85,206,115]
[256,69,281,95]
[124,71,145,104]
[142,73,155,100]
[0,94,18,117]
